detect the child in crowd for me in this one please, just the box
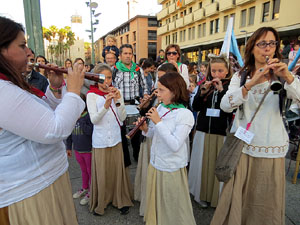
[137,72,196,225]
[188,75,199,147]
[197,63,207,85]
[102,35,119,61]
[66,94,93,206]
[134,63,178,217]
[87,63,133,216]
[188,54,233,208]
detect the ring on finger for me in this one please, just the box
[259,68,264,72]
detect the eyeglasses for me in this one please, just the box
[166,51,178,56]
[256,41,278,49]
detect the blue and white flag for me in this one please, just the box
[220,17,244,68]
[288,49,300,71]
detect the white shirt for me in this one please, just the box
[220,72,300,158]
[143,105,194,172]
[87,92,126,148]
[0,80,85,207]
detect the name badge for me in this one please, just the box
[206,108,220,117]
[234,126,254,144]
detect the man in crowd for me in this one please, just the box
[24,49,48,93]
[113,44,149,161]
[105,52,117,67]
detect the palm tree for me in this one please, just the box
[42,27,52,61]
[57,28,67,66]
[66,28,76,59]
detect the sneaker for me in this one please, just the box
[73,189,88,199]
[80,194,90,205]
[198,200,208,208]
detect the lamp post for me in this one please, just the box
[86,1,101,64]
[241,30,248,46]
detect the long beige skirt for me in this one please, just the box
[200,133,225,207]
[134,137,152,216]
[8,172,78,225]
[144,164,196,225]
[210,153,285,225]
[89,143,134,215]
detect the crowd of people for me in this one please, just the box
[1,15,300,225]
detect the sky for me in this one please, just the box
[1,0,161,41]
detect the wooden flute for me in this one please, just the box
[137,90,157,110]
[29,63,105,84]
[126,102,160,140]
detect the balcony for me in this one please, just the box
[176,0,185,9]
[169,21,176,31]
[185,0,194,5]
[169,3,176,14]
[194,8,205,21]
[184,13,194,25]
[219,0,236,12]
[157,7,169,20]
[236,0,255,6]
[157,24,169,35]
[175,17,184,28]
[205,2,219,17]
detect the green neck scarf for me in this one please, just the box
[116,61,137,80]
[161,102,186,110]
[165,60,182,67]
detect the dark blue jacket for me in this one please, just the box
[66,113,93,153]
[28,70,49,93]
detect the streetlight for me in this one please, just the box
[241,30,248,46]
[86,1,101,64]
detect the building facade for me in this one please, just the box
[95,15,162,63]
[156,0,300,63]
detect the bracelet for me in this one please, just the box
[243,84,250,92]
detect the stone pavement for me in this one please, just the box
[68,152,300,225]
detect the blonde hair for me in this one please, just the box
[105,35,117,44]
[206,54,232,81]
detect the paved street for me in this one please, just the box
[68,150,300,225]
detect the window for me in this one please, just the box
[120,37,123,45]
[133,43,136,53]
[148,30,157,40]
[224,15,228,31]
[180,31,183,42]
[183,30,186,41]
[199,2,202,9]
[126,34,129,43]
[133,31,136,41]
[262,2,270,22]
[188,28,192,40]
[189,7,193,13]
[203,23,206,36]
[215,18,219,33]
[192,27,195,39]
[241,9,247,27]
[172,32,177,43]
[272,0,280,19]
[210,20,214,35]
[231,13,235,28]
[211,0,215,2]
[165,36,168,45]
[249,7,255,25]
[198,24,202,38]
[173,15,176,21]
[148,42,157,55]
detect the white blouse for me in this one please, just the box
[0,80,85,207]
[87,92,126,148]
[143,105,194,172]
[221,72,300,158]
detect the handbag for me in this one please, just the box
[215,83,271,183]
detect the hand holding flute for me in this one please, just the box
[126,102,160,139]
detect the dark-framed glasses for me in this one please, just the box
[256,41,278,49]
[166,51,178,56]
